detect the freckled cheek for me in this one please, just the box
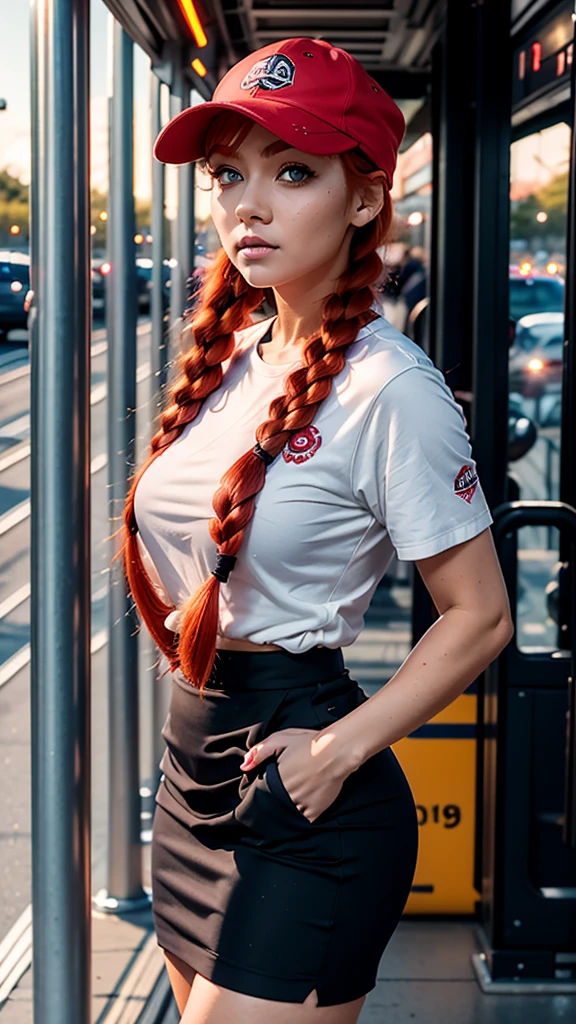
[294,197,334,230]
[299,203,344,248]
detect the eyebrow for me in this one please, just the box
[260,139,293,158]
[207,138,296,162]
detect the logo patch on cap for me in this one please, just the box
[283,426,322,464]
[454,464,478,504]
[240,53,296,92]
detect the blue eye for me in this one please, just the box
[212,167,242,186]
[208,163,314,187]
[278,164,313,184]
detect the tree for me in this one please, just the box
[90,188,152,251]
[0,166,160,256]
[0,169,29,245]
[510,171,569,246]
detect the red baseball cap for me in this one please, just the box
[154,37,405,188]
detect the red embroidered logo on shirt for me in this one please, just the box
[283,426,322,464]
[454,464,478,504]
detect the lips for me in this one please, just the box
[237,235,278,251]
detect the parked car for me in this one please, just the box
[91,257,171,317]
[135,257,172,314]
[0,250,30,338]
[509,312,564,398]
[512,311,564,352]
[509,269,564,321]
[91,257,110,317]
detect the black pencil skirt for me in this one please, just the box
[151,646,419,1007]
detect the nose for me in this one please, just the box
[234,177,272,226]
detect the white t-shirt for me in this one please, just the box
[134,309,493,653]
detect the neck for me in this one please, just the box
[269,237,354,350]
[270,292,322,349]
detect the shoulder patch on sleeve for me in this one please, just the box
[454,464,478,504]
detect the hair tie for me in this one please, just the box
[212,552,237,583]
[253,442,275,467]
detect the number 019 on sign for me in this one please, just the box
[393,690,478,914]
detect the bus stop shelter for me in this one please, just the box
[0,0,574,1021]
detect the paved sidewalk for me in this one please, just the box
[0,844,161,1024]
[158,918,576,1023]
[364,919,576,1024]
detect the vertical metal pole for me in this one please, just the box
[30,1,92,1020]
[95,19,148,912]
[560,4,576,521]
[412,0,478,730]
[170,53,195,328]
[472,0,513,938]
[169,57,184,326]
[467,0,512,903]
[429,0,475,384]
[179,150,195,314]
[470,0,512,511]
[150,71,168,398]
[139,71,168,797]
[560,11,576,846]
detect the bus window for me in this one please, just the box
[508,121,570,653]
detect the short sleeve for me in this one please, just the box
[351,363,494,560]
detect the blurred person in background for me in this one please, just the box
[373,243,427,341]
[399,245,427,318]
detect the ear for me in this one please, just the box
[350,170,387,229]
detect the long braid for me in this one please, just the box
[178,196,391,690]
[118,247,265,669]
[120,132,393,690]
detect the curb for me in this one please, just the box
[136,968,177,1024]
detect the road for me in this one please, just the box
[0,317,165,954]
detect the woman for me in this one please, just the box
[123,38,514,1024]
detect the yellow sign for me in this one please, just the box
[394,692,478,914]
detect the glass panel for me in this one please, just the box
[516,526,562,653]
[509,122,569,454]
[0,0,157,952]
[509,121,570,652]
[377,130,432,351]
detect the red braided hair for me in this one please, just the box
[116,114,394,692]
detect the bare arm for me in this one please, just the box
[313,526,514,773]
